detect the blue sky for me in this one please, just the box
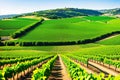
[0,0,120,15]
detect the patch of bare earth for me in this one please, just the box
[2,19,13,20]
[21,16,50,20]
[41,17,51,20]
[21,16,41,20]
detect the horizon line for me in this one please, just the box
[0,7,119,16]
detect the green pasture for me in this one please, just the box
[0,18,38,36]
[84,16,115,22]
[16,16,120,42]
[97,35,120,45]
[0,43,100,52]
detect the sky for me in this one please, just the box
[0,0,120,15]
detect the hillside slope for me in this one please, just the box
[0,14,18,19]
[99,8,120,15]
[25,8,102,19]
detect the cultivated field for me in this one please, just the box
[0,16,120,80]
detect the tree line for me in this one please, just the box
[0,31,120,46]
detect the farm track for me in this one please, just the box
[88,61,120,76]
[18,59,49,80]
[48,56,71,80]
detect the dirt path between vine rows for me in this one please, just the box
[48,56,71,80]
[89,61,120,76]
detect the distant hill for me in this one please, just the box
[1,8,120,20]
[99,8,120,15]
[0,14,18,19]
[24,8,102,19]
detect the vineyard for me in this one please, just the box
[0,51,120,80]
[0,15,120,80]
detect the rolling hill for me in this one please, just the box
[24,8,102,19]
[1,7,120,80]
[99,8,120,15]
[0,14,18,19]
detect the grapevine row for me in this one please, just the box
[0,56,42,66]
[61,55,119,79]
[73,53,120,69]
[1,55,53,80]
[32,55,57,80]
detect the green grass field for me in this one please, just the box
[13,16,120,42]
[84,16,115,22]
[97,35,120,45]
[0,18,39,36]
[0,43,100,52]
